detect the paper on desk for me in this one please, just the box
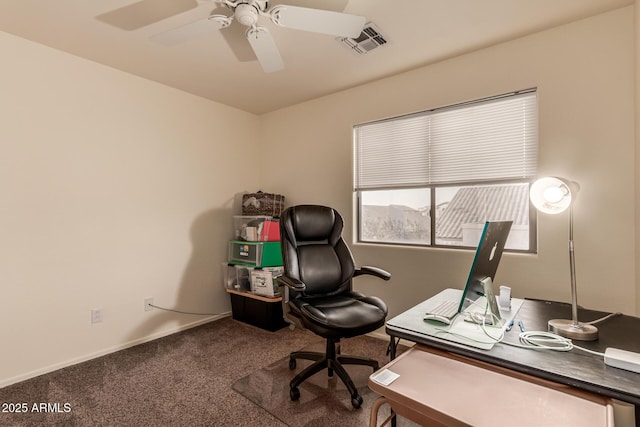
[371,368,400,386]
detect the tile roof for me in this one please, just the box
[437,184,529,240]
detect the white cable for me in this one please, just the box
[517,331,573,351]
[572,344,605,357]
[435,300,608,359]
[499,331,605,357]
[585,312,622,325]
[148,303,224,316]
[436,325,605,358]
[476,311,505,342]
[433,313,505,345]
[477,300,587,353]
[432,328,498,346]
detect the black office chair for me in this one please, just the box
[277,205,391,408]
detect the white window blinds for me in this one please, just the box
[354,91,537,190]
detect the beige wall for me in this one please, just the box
[635,0,640,322]
[260,7,637,320]
[1,5,637,388]
[0,32,260,386]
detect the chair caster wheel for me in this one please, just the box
[290,386,300,401]
[289,358,296,370]
[351,395,363,409]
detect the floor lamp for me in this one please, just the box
[529,177,598,341]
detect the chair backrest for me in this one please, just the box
[280,205,356,297]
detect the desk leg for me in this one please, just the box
[386,336,398,427]
[387,336,397,360]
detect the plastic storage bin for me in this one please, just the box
[224,264,255,292]
[250,267,284,297]
[228,241,283,267]
[228,291,287,331]
[233,216,280,242]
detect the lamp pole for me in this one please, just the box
[547,198,598,340]
[568,204,579,327]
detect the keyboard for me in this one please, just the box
[424,299,459,325]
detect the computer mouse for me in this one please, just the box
[423,314,452,325]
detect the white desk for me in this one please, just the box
[369,344,614,427]
[383,294,640,426]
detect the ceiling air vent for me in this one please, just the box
[339,23,387,55]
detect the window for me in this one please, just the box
[354,90,537,251]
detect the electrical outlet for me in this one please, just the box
[144,298,154,312]
[91,308,103,324]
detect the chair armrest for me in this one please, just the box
[277,275,306,291]
[354,265,391,281]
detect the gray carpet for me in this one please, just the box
[0,317,411,427]
[232,337,416,427]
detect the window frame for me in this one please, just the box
[355,181,537,253]
[353,90,538,253]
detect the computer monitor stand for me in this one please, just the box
[482,277,502,325]
[466,277,503,326]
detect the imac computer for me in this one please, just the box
[424,220,513,325]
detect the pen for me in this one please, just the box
[518,320,525,332]
[505,319,514,332]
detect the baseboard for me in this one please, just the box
[0,312,232,389]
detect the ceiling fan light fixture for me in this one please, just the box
[234,3,260,27]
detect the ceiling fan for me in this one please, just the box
[135,0,366,73]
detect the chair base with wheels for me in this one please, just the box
[288,337,380,408]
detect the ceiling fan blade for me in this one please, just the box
[96,0,199,31]
[270,5,366,38]
[246,27,284,73]
[269,0,348,13]
[221,23,257,62]
[151,15,230,45]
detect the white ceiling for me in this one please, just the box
[0,0,633,114]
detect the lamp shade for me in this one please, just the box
[530,177,577,214]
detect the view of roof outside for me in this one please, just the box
[359,183,530,250]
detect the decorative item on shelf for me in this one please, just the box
[530,176,598,341]
[242,191,285,217]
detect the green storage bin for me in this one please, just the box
[228,240,283,267]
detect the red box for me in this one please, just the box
[260,221,280,242]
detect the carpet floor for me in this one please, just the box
[233,336,416,427]
[0,317,413,427]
